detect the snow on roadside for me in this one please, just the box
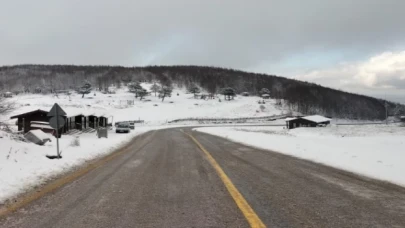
[0,126,165,204]
[195,124,405,187]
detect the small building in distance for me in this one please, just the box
[241,92,249,97]
[3,92,12,98]
[10,109,50,133]
[400,116,405,122]
[10,109,66,136]
[10,108,109,135]
[286,115,331,129]
[261,94,270,99]
[65,111,109,133]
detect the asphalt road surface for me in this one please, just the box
[1,128,405,228]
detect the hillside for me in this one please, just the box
[1,65,403,120]
[2,83,285,125]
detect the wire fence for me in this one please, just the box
[168,114,288,124]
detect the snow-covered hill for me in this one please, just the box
[3,83,286,126]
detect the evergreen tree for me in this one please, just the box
[259,88,270,95]
[220,87,236,101]
[128,82,143,98]
[138,89,148,100]
[79,82,92,98]
[188,85,201,98]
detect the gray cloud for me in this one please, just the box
[296,51,405,103]
[1,0,405,67]
[1,0,405,102]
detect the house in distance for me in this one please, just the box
[10,109,50,133]
[286,115,331,129]
[10,109,109,135]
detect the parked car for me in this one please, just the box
[116,123,130,133]
[129,122,135,129]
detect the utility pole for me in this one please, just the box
[385,94,388,125]
[386,100,388,125]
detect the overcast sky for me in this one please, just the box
[1,0,405,103]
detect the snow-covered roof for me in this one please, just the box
[67,110,109,118]
[10,109,48,119]
[262,94,270,97]
[285,115,331,123]
[285,117,297,122]
[31,124,54,129]
[301,115,331,123]
[30,121,49,124]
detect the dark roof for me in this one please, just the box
[10,109,48,119]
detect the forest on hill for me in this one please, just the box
[1,64,403,120]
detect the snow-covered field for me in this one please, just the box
[3,84,285,126]
[196,124,405,187]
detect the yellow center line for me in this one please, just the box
[184,131,266,228]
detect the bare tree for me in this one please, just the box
[150,83,160,97]
[159,86,172,102]
[0,96,14,124]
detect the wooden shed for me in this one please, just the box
[65,113,109,132]
[99,116,108,127]
[286,115,331,129]
[65,114,86,131]
[10,110,49,133]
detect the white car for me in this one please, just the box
[116,123,130,133]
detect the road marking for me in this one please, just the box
[0,131,155,218]
[184,132,266,228]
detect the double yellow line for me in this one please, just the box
[184,131,266,228]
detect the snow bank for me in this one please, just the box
[195,124,405,187]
